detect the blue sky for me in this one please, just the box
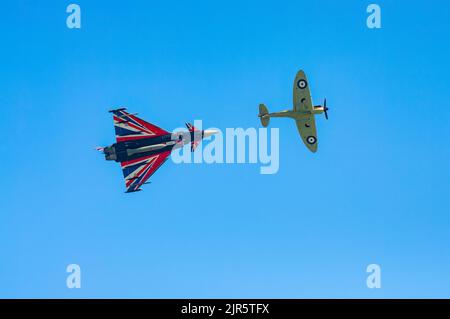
[1,0,449,298]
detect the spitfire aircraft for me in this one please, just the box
[98,108,217,193]
[258,70,329,152]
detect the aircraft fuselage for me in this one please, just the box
[103,130,204,163]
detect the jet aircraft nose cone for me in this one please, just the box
[203,129,219,138]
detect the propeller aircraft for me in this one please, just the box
[258,70,329,152]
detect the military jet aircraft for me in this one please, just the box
[258,70,329,152]
[98,108,217,192]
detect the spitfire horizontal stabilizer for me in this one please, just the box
[258,104,270,127]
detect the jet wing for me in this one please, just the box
[296,116,318,153]
[110,108,169,143]
[293,70,313,113]
[120,150,171,192]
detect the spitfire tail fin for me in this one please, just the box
[258,104,270,127]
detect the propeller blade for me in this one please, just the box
[323,98,329,120]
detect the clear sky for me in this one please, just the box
[1,0,449,298]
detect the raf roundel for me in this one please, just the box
[306,136,317,145]
[297,79,308,89]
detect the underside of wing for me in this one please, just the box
[111,108,169,143]
[293,70,313,113]
[120,151,171,192]
[295,116,318,153]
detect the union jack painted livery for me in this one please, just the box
[99,108,217,193]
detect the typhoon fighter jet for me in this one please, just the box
[98,108,217,193]
[258,70,329,152]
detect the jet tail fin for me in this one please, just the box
[185,122,197,132]
[258,104,270,127]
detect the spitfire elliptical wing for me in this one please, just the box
[293,70,313,113]
[295,117,318,153]
[110,108,169,142]
[293,71,318,152]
